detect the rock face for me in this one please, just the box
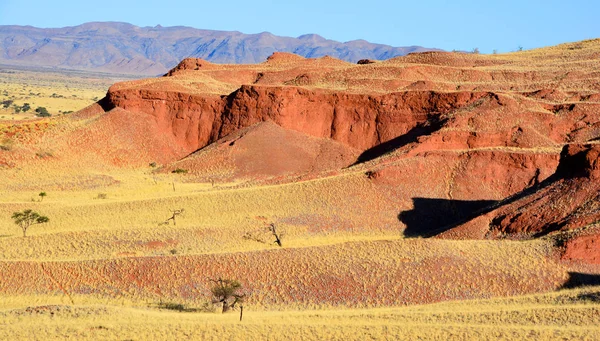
[489,144,600,237]
[443,144,600,239]
[5,39,600,252]
[105,85,489,153]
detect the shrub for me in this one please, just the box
[11,209,49,237]
[1,100,13,109]
[210,278,245,313]
[35,107,51,117]
[172,168,188,174]
[95,193,108,199]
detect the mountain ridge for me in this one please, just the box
[0,22,439,75]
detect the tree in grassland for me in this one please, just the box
[35,107,50,117]
[159,208,184,226]
[268,223,283,247]
[11,209,49,237]
[243,222,284,247]
[210,278,245,318]
[38,192,47,201]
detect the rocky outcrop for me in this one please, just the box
[562,232,600,265]
[105,85,490,153]
[165,58,214,76]
[444,144,600,239]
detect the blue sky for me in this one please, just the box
[0,0,598,53]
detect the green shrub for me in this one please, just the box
[35,107,51,117]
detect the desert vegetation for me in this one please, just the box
[0,68,132,121]
[0,39,599,340]
[11,209,49,237]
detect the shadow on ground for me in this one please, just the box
[561,272,600,289]
[399,198,497,237]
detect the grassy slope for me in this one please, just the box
[0,287,599,340]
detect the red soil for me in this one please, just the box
[164,121,359,182]
[442,144,600,239]
[562,232,600,265]
[0,240,568,309]
[3,39,600,250]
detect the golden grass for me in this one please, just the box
[2,40,600,339]
[0,68,130,120]
[0,286,598,340]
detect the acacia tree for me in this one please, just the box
[210,278,245,317]
[11,209,49,237]
[38,192,47,202]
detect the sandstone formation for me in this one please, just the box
[2,39,600,249]
[442,144,600,239]
[489,144,600,237]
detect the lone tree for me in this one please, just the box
[160,208,184,226]
[11,209,49,237]
[243,222,284,247]
[210,278,245,317]
[38,192,47,202]
[268,223,283,247]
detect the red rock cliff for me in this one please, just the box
[105,85,490,153]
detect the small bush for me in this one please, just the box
[95,193,108,199]
[35,107,51,117]
[0,139,12,151]
[36,150,53,158]
[172,168,188,174]
[1,99,13,109]
[153,301,209,313]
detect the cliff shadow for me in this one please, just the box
[399,197,497,238]
[561,272,600,290]
[353,116,448,165]
[97,96,115,112]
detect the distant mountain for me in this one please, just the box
[0,22,439,75]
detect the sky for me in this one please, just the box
[0,0,599,53]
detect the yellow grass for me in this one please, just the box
[0,67,132,120]
[2,40,600,339]
[0,287,598,340]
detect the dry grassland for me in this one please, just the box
[1,42,600,339]
[0,67,133,120]
[0,287,598,340]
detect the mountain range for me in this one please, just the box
[0,22,438,75]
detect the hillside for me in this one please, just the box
[0,22,437,75]
[0,39,600,339]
